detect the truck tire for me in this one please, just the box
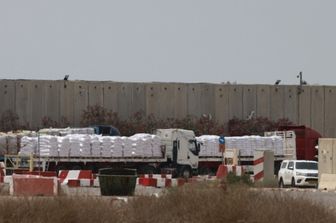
[55,165,67,174]
[291,177,296,187]
[198,167,211,176]
[84,164,96,172]
[179,166,192,179]
[138,165,156,175]
[278,178,285,188]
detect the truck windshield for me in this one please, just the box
[295,162,317,170]
[188,140,198,156]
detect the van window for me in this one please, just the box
[281,162,287,169]
[287,161,294,170]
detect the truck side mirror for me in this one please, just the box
[196,143,201,155]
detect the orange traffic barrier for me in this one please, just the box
[216,165,228,179]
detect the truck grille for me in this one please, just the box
[307,173,318,177]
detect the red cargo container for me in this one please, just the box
[278,126,321,160]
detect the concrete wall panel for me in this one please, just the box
[146,83,163,119]
[15,81,31,127]
[103,82,118,112]
[228,85,243,119]
[311,86,324,136]
[324,86,336,137]
[187,83,215,118]
[74,81,89,126]
[243,85,257,119]
[269,86,284,121]
[30,81,45,129]
[256,85,270,118]
[173,83,188,119]
[214,84,230,124]
[298,86,311,127]
[117,83,133,119]
[88,82,104,107]
[284,86,298,124]
[131,83,146,115]
[60,81,74,126]
[43,81,60,124]
[4,80,336,138]
[0,80,15,115]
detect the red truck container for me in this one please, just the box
[278,126,321,161]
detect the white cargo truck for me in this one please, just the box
[5,129,200,178]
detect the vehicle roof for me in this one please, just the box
[282,160,317,163]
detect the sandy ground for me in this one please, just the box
[253,188,336,213]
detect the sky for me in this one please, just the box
[0,0,336,85]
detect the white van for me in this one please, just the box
[278,160,318,187]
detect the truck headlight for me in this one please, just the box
[296,172,307,176]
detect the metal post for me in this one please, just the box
[297,71,303,124]
[29,153,34,172]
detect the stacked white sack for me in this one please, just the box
[39,135,59,157]
[273,136,284,156]
[198,135,285,157]
[100,137,112,157]
[69,135,82,157]
[79,134,91,157]
[129,134,154,157]
[91,135,101,157]
[111,137,123,157]
[0,135,7,156]
[129,135,144,157]
[58,136,70,157]
[122,137,135,157]
[19,136,37,155]
[196,135,220,157]
[6,134,20,155]
[39,127,95,136]
[152,135,162,157]
[69,128,95,135]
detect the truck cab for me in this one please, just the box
[156,129,200,178]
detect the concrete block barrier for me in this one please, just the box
[11,174,58,196]
[59,170,93,185]
[318,174,336,190]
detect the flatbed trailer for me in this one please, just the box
[4,154,168,173]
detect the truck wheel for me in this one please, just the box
[199,167,211,176]
[138,165,156,175]
[278,178,285,188]
[291,178,296,187]
[179,166,192,179]
[84,164,96,172]
[56,165,67,174]
[71,165,82,170]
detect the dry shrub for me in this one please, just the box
[123,184,335,223]
[0,196,121,223]
[41,116,70,129]
[0,184,334,223]
[228,117,293,136]
[0,110,28,132]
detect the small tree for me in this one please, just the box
[228,117,293,136]
[0,110,20,132]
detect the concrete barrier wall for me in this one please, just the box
[0,80,334,137]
